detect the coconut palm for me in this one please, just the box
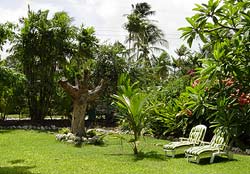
[112,93,148,155]
[112,74,148,155]
[124,2,168,67]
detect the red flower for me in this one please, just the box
[238,92,250,105]
[192,79,200,88]
[222,78,234,87]
[185,109,192,116]
[187,69,195,76]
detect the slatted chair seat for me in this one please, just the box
[185,129,233,164]
[185,145,219,155]
[163,125,207,157]
[163,141,195,150]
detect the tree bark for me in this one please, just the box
[59,70,104,137]
[71,100,87,137]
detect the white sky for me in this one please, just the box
[0,0,208,57]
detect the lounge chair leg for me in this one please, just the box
[228,152,233,160]
[164,150,175,158]
[187,155,191,162]
[172,151,175,158]
[196,156,200,164]
[210,154,215,163]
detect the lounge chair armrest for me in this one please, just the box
[179,137,189,141]
[198,140,210,145]
[217,144,230,150]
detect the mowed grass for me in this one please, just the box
[0,129,250,174]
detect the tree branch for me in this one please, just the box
[203,26,224,33]
[58,79,79,99]
[88,79,104,102]
[217,22,239,32]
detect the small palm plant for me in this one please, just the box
[112,74,148,155]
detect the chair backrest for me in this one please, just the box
[188,125,207,143]
[210,129,229,150]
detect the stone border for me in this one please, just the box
[0,125,58,131]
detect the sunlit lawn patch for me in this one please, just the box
[0,129,249,174]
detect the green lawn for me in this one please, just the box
[0,129,249,174]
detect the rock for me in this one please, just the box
[66,140,74,144]
[23,125,28,129]
[40,126,45,131]
[232,147,242,153]
[88,135,101,144]
[67,133,75,140]
[55,134,66,141]
[51,125,57,130]
[74,136,82,142]
[82,137,87,142]
[246,149,250,155]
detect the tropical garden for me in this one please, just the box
[0,0,249,173]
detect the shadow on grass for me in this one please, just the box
[194,156,237,165]
[165,153,185,159]
[0,165,37,174]
[8,159,25,165]
[0,129,14,134]
[106,151,166,161]
[134,151,166,161]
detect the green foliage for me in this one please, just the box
[179,0,250,147]
[50,86,72,118]
[0,64,26,118]
[0,22,15,51]
[178,82,214,120]
[10,9,76,121]
[69,25,99,73]
[58,127,71,134]
[144,75,191,137]
[90,134,106,146]
[87,129,97,138]
[117,73,139,97]
[93,42,127,107]
[140,42,202,137]
[112,74,149,154]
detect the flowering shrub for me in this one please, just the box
[162,0,250,147]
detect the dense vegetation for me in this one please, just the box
[0,0,249,152]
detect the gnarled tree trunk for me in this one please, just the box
[59,70,103,137]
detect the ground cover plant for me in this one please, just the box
[0,129,249,174]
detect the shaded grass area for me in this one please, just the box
[0,130,249,174]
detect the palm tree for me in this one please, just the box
[112,93,148,155]
[112,74,148,155]
[124,2,168,67]
[153,51,172,80]
[132,2,155,17]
